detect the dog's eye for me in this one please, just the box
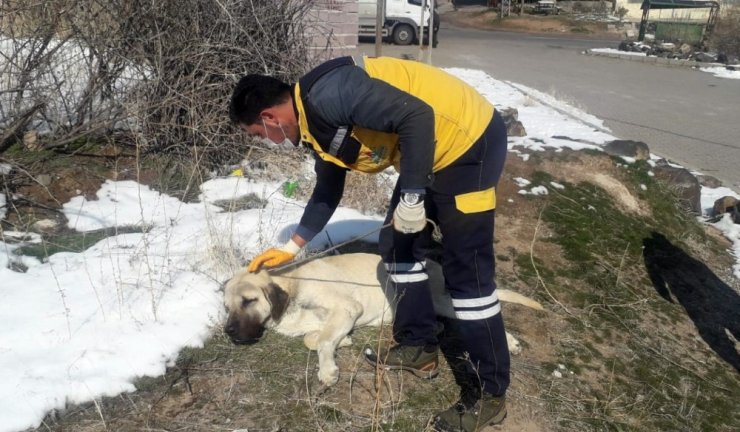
[241,297,256,308]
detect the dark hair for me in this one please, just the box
[229,74,291,125]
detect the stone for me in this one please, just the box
[652,165,702,214]
[32,219,60,233]
[507,121,527,137]
[36,174,52,187]
[696,174,722,188]
[679,44,692,55]
[603,140,650,160]
[694,52,717,63]
[713,196,739,216]
[499,108,527,137]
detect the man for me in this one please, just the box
[229,56,509,431]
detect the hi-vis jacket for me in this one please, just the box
[293,56,496,242]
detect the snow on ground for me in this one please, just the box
[1,68,739,432]
[589,48,740,80]
[699,66,740,80]
[590,47,647,57]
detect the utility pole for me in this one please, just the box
[418,0,426,62]
[375,0,383,57]
[428,0,434,64]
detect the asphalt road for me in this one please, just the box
[354,22,740,192]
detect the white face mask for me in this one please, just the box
[261,119,295,151]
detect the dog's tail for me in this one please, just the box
[497,289,544,311]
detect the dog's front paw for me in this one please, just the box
[506,331,522,355]
[318,365,339,386]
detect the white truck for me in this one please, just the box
[358,0,439,47]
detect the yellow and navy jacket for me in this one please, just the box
[294,56,495,242]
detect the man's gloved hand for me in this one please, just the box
[393,193,427,234]
[247,239,301,272]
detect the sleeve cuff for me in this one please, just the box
[295,225,319,243]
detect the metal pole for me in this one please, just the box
[375,0,383,57]
[418,0,427,61]
[428,0,434,64]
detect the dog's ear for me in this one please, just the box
[263,282,290,322]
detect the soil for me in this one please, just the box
[3,10,739,432]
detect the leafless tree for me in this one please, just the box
[1,0,317,165]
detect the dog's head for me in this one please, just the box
[223,269,290,345]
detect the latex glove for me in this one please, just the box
[393,199,427,234]
[247,239,301,272]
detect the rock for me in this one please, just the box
[499,107,519,122]
[679,44,692,55]
[713,196,738,216]
[696,174,722,188]
[694,52,717,63]
[32,219,60,233]
[603,140,650,160]
[507,121,527,137]
[499,107,527,137]
[36,174,52,187]
[652,165,702,214]
[659,42,675,50]
[733,204,740,224]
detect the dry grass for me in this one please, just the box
[26,149,740,432]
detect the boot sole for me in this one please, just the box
[431,406,507,432]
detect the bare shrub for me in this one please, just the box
[1,0,319,167]
[709,6,740,58]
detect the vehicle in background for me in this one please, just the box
[532,0,561,15]
[358,0,440,47]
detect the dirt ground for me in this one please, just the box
[442,7,624,40]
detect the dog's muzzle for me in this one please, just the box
[225,320,265,344]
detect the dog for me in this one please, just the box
[224,253,543,386]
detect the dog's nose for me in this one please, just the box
[225,323,236,336]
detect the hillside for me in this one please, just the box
[8,146,738,432]
[1,69,738,431]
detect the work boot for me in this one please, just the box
[364,344,439,379]
[432,393,507,431]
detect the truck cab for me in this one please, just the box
[358,0,439,47]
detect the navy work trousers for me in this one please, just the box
[378,110,510,396]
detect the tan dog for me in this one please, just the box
[224,253,543,386]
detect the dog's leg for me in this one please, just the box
[305,332,352,351]
[315,301,363,386]
[304,332,320,351]
[506,331,522,355]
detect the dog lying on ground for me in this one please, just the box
[224,253,543,386]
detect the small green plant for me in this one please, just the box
[282,180,299,198]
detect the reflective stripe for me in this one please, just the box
[451,292,499,308]
[353,55,365,70]
[389,272,429,283]
[384,261,426,273]
[455,303,501,320]
[329,127,348,156]
[455,187,496,214]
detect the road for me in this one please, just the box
[353,22,740,192]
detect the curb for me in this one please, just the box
[585,49,726,69]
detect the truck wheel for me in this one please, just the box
[392,24,414,45]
